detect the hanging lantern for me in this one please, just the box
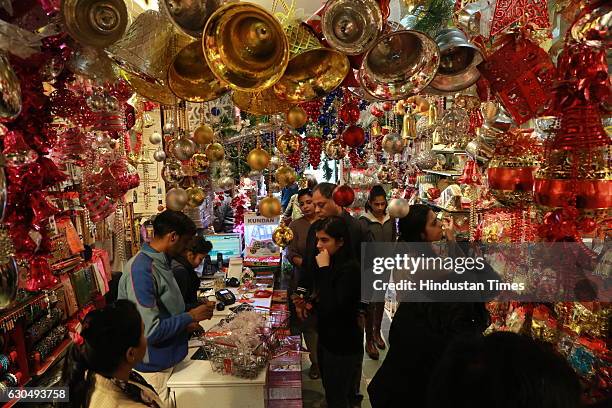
[277,132,301,156]
[205,142,225,162]
[259,195,282,218]
[246,147,271,171]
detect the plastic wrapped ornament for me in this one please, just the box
[272,224,294,247]
[186,186,206,207]
[332,185,355,207]
[246,147,271,171]
[388,198,410,218]
[149,132,163,145]
[258,195,282,218]
[275,165,297,188]
[153,149,167,162]
[205,143,225,162]
[161,159,185,185]
[286,106,307,128]
[193,124,214,145]
[173,137,197,161]
[325,138,346,160]
[269,155,282,170]
[342,125,366,148]
[166,187,188,211]
[277,132,301,156]
[382,133,405,154]
[190,153,209,173]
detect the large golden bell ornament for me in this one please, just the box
[186,186,206,207]
[246,147,271,171]
[0,55,21,122]
[276,132,301,156]
[173,137,197,161]
[232,88,292,115]
[190,153,209,173]
[166,187,188,211]
[429,29,483,92]
[205,142,225,162]
[168,41,229,102]
[193,124,215,145]
[401,114,417,140]
[272,224,294,247]
[203,2,289,91]
[159,0,221,38]
[62,0,128,48]
[324,138,346,160]
[286,106,308,129]
[321,0,384,55]
[259,195,282,218]
[275,165,297,188]
[273,22,350,103]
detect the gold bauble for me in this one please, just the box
[246,147,271,171]
[190,153,209,173]
[258,196,282,218]
[193,124,214,145]
[275,165,297,188]
[324,138,346,160]
[286,106,307,129]
[166,187,188,211]
[276,132,300,156]
[272,224,294,248]
[205,142,225,162]
[186,186,206,207]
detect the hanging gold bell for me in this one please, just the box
[359,29,440,101]
[203,2,289,91]
[321,0,383,55]
[62,0,128,48]
[159,0,221,38]
[273,21,350,103]
[429,29,483,92]
[232,88,292,115]
[168,41,230,102]
[272,223,294,247]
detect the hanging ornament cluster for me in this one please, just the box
[306,133,324,169]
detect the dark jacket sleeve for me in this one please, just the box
[297,224,317,293]
[171,261,190,305]
[318,262,361,316]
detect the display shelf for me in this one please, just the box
[431,148,466,154]
[422,169,463,177]
[33,337,72,377]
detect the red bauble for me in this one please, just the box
[332,185,355,207]
[382,102,393,111]
[579,218,597,233]
[342,125,366,148]
[370,105,384,118]
[338,103,360,124]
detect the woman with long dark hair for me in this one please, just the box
[359,185,396,359]
[60,300,163,408]
[310,216,363,408]
[367,204,489,408]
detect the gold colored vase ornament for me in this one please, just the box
[203,2,289,91]
[259,195,282,218]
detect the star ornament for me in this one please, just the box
[489,0,550,37]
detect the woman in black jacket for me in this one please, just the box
[170,237,212,310]
[367,204,490,408]
[308,216,363,408]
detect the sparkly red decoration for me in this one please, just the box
[477,34,556,124]
[332,185,355,207]
[24,256,58,292]
[457,159,482,185]
[382,102,393,112]
[338,103,360,124]
[81,191,116,223]
[342,125,366,148]
[489,0,550,38]
[348,148,363,168]
[370,105,384,118]
[301,100,323,122]
[306,135,323,169]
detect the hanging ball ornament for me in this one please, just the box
[269,155,282,170]
[338,103,361,124]
[382,133,405,154]
[153,149,167,162]
[205,142,225,162]
[219,159,233,173]
[332,185,355,207]
[275,165,297,188]
[342,125,366,148]
[149,132,163,145]
[382,102,393,111]
[193,124,215,145]
[246,147,271,171]
[190,153,209,173]
[186,186,206,207]
[161,159,185,185]
[259,196,282,218]
[163,121,175,134]
[272,224,294,247]
[277,132,301,156]
[166,187,188,211]
[173,137,197,161]
[218,176,234,190]
[286,106,308,129]
[324,138,346,160]
[388,198,410,218]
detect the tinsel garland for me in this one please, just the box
[411,0,455,37]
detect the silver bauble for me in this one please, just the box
[166,187,188,211]
[161,159,185,185]
[388,198,410,218]
[163,121,176,134]
[153,150,167,162]
[173,137,197,161]
[149,132,163,145]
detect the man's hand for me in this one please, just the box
[291,294,312,320]
[187,322,204,336]
[188,301,215,322]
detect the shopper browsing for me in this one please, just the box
[118,210,215,403]
[311,216,363,408]
[60,300,164,408]
[171,237,213,310]
[359,185,397,360]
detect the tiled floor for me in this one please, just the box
[302,312,392,408]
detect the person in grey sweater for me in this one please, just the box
[359,185,397,360]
